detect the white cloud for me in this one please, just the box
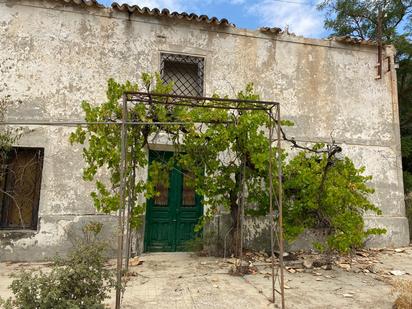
[248,0,324,38]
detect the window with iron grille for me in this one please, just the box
[160,53,204,96]
[0,147,44,230]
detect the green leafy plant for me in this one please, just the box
[69,74,175,229]
[70,76,282,255]
[0,222,115,309]
[283,150,386,253]
[70,75,385,255]
[174,83,282,255]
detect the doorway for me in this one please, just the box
[144,150,203,252]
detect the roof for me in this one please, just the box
[260,27,283,35]
[57,1,377,46]
[61,0,104,8]
[58,0,233,27]
[112,2,233,26]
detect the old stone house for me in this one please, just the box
[0,0,409,260]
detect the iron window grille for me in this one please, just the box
[160,53,204,96]
[0,147,44,230]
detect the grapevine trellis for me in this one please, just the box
[114,92,286,309]
[1,91,286,309]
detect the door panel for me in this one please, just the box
[175,170,202,251]
[145,151,174,252]
[145,151,202,252]
[146,219,173,251]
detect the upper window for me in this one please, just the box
[160,53,204,97]
[0,147,44,230]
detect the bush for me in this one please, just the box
[283,151,386,253]
[0,223,115,309]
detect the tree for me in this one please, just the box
[318,0,412,193]
[175,84,281,256]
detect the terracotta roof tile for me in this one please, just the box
[55,1,376,46]
[260,27,283,35]
[60,0,104,8]
[111,2,233,26]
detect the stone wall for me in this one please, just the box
[0,0,408,260]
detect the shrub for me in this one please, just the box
[0,223,115,309]
[283,151,386,253]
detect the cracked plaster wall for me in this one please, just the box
[0,0,408,260]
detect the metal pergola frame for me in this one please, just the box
[115,91,285,309]
[0,91,286,308]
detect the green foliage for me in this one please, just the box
[69,74,175,228]
[0,223,115,309]
[318,0,412,194]
[318,0,412,42]
[405,196,412,240]
[402,136,412,194]
[404,171,412,193]
[70,76,281,241]
[402,136,412,159]
[283,152,386,253]
[173,84,283,251]
[71,75,384,254]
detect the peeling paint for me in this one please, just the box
[0,0,408,260]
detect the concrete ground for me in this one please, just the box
[1,248,412,308]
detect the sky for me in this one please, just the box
[99,0,330,38]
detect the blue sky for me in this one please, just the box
[99,0,330,38]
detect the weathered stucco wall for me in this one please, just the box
[0,0,408,260]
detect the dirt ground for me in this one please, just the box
[1,247,412,308]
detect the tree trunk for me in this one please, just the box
[230,202,240,257]
[229,171,241,257]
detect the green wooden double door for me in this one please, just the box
[144,151,203,252]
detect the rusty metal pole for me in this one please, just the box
[115,94,128,309]
[276,104,285,309]
[239,156,246,265]
[268,109,276,304]
[124,142,136,273]
[124,188,132,272]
